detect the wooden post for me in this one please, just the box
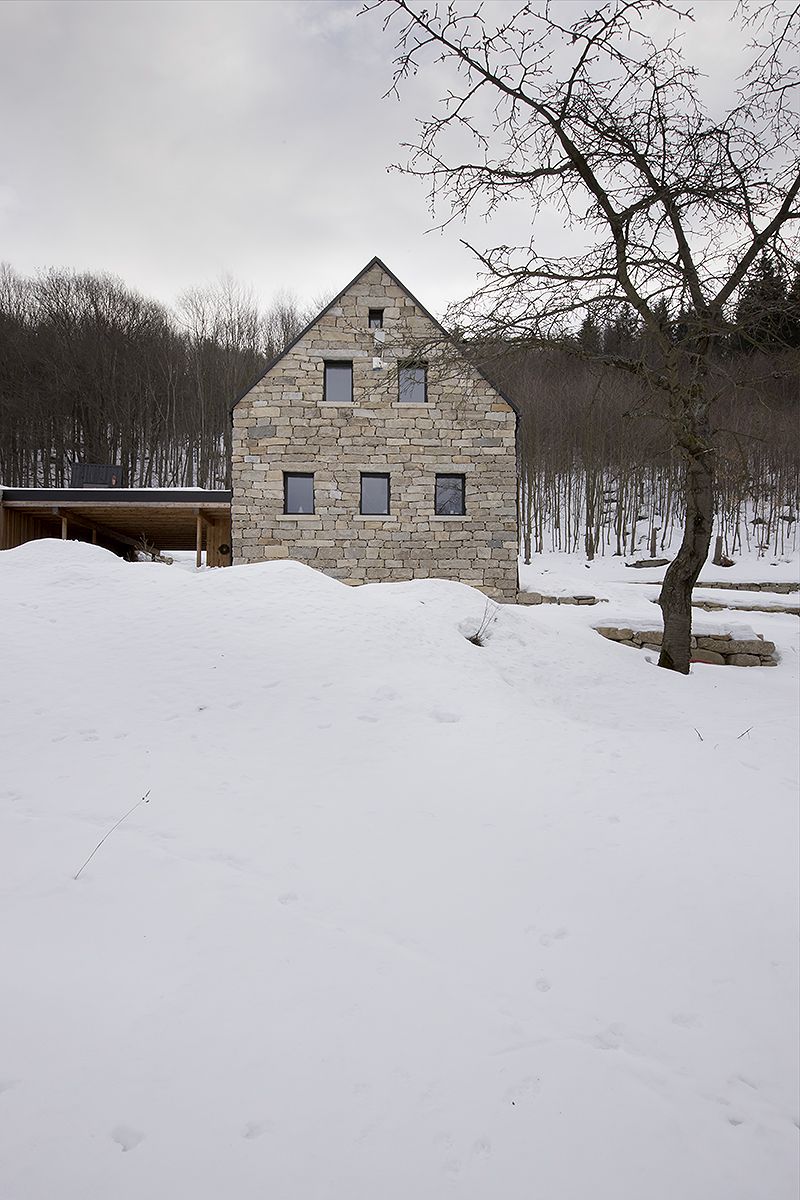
[196,514,203,568]
[92,528,97,545]
[61,515,68,540]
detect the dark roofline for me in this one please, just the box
[229,255,519,416]
[0,488,231,505]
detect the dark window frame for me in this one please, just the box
[397,361,428,404]
[434,473,466,517]
[368,309,384,329]
[360,472,391,516]
[323,359,354,404]
[283,472,315,515]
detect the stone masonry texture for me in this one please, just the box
[231,260,519,600]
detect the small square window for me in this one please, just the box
[368,309,384,329]
[435,474,465,516]
[284,472,314,514]
[360,472,390,516]
[398,362,427,404]
[324,360,353,403]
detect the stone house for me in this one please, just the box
[231,257,519,600]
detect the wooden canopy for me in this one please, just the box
[0,488,232,567]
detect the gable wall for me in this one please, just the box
[231,262,518,600]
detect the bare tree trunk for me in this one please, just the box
[658,442,714,673]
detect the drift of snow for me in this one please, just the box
[0,540,798,1199]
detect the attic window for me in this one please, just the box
[368,309,384,329]
[398,362,427,404]
[323,360,353,403]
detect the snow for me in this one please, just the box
[519,546,800,592]
[0,539,798,1200]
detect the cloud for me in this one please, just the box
[0,0,759,317]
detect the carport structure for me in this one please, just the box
[0,488,232,566]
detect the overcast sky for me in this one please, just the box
[0,0,754,317]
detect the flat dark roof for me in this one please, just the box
[1,488,231,505]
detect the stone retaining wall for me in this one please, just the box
[595,626,778,666]
[696,580,798,594]
[518,592,604,606]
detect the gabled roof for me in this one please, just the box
[230,255,518,415]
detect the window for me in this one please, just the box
[284,473,314,514]
[324,360,353,403]
[360,473,390,516]
[368,309,384,329]
[398,362,427,404]
[435,474,465,516]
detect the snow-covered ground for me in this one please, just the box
[519,545,800,593]
[1,540,798,1200]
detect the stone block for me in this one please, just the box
[726,653,762,666]
[727,639,776,657]
[692,649,725,665]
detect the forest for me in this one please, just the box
[0,256,798,560]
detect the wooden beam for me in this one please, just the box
[61,515,68,540]
[196,514,204,568]
[53,508,140,550]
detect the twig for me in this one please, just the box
[74,790,151,880]
[693,727,704,741]
[736,726,753,739]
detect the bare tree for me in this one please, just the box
[370,0,800,672]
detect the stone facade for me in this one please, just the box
[231,259,519,600]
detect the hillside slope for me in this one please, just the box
[0,541,798,1199]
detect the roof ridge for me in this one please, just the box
[229,257,517,415]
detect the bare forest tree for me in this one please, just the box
[0,265,310,490]
[371,0,800,673]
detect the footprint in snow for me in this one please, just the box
[111,1125,145,1152]
[242,1120,272,1140]
[278,892,298,905]
[505,1077,542,1105]
[536,978,552,993]
[430,710,461,724]
[539,927,568,947]
[671,1011,703,1029]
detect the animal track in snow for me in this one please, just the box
[536,978,551,992]
[430,710,461,724]
[588,1024,625,1051]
